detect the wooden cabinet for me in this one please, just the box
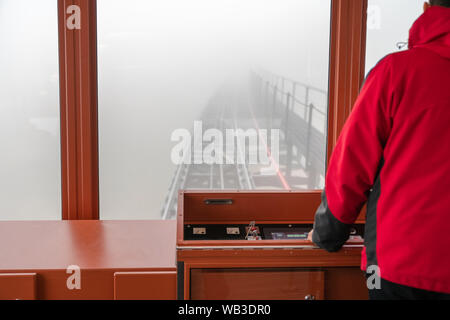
[177,191,368,300]
[188,267,368,300]
[190,269,324,300]
[114,271,177,300]
[0,221,177,300]
[0,273,37,300]
[178,251,368,300]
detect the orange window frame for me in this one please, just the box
[57,0,368,220]
[58,0,99,220]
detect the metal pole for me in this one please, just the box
[285,93,291,141]
[305,103,314,171]
[304,87,309,120]
[271,86,277,130]
[292,82,297,112]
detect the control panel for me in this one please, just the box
[184,221,364,241]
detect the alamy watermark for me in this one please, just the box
[66,5,81,30]
[66,265,81,290]
[171,121,280,175]
[366,265,382,290]
[367,5,382,30]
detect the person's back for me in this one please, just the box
[374,5,450,295]
[310,2,450,299]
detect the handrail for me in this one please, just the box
[251,70,328,184]
[266,82,327,117]
[259,69,328,95]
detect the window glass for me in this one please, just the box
[98,0,332,219]
[0,0,61,220]
[366,0,424,73]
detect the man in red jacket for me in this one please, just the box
[309,0,450,300]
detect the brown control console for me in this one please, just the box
[176,191,367,300]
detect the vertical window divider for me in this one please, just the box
[328,0,368,167]
[58,0,99,220]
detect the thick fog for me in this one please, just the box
[0,0,427,220]
[97,0,332,220]
[0,0,60,220]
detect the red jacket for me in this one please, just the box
[312,6,450,294]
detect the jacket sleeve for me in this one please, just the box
[312,58,393,252]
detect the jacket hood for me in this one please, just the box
[409,6,450,59]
